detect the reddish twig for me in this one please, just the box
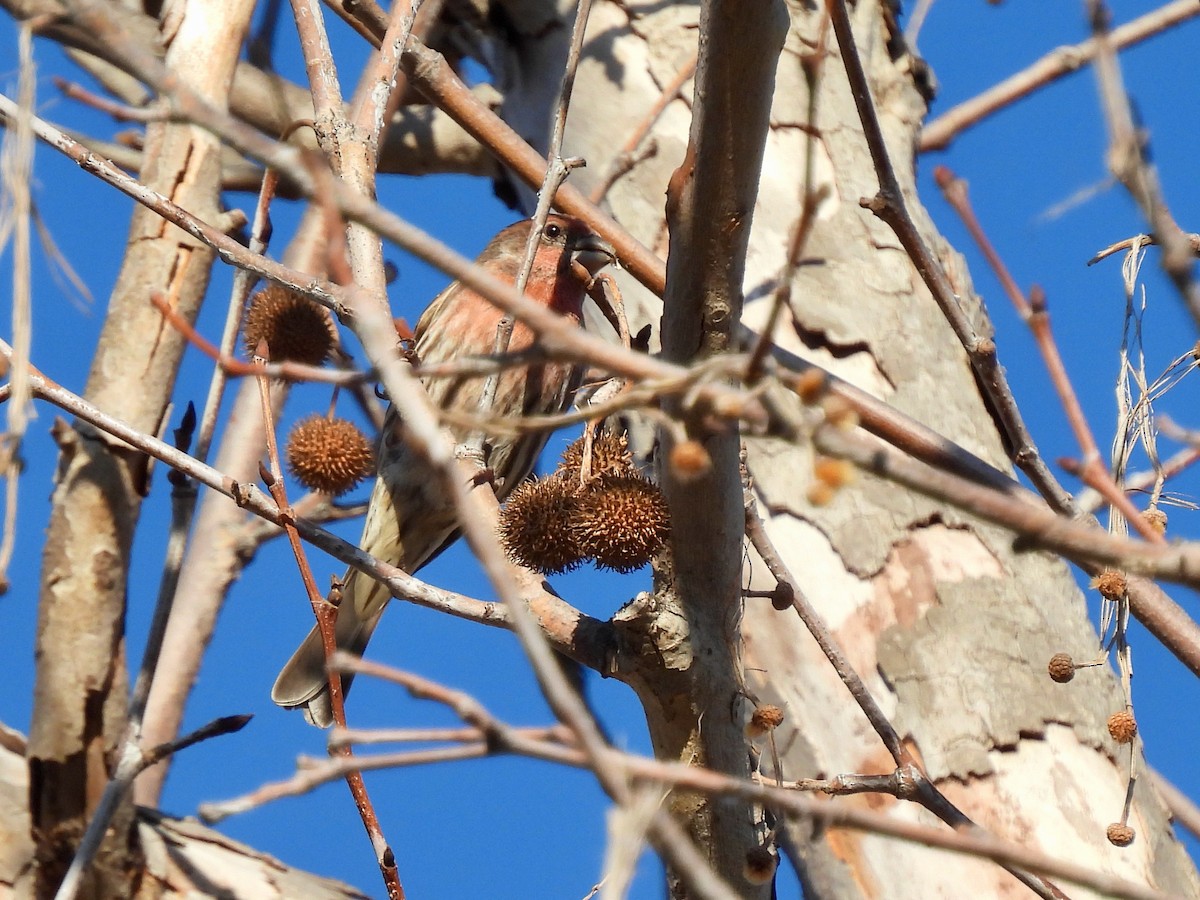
[250,337,401,898]
[281,0,407,889]
[825,0,1077,523]
[149,292,361,384]
[53,75,162,121]
[932,167,1163,543]
[400,39,666,297]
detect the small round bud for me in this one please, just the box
[244,284,336,365]
[1107,711,1137,744]
[1106,823,1135,847]
[669,440,712,482]
[1090,570,1127,602]
[286,416,373,495]
[806,481,837,507]
[813,456,856,489]
[743,845,777,885]
[1047,653,1075,684]
[820,395,859,430]
[746,704,785,738]
[794,369,828,404]
[1141,508,1167,535]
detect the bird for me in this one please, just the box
[272,214,615,726]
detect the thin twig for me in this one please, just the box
[198,662,1176,900]
[743,489,907,765]
[588,50,697,204]
[746,13,831,384]
[400,40,666,296]
[744,482,1076,897]
[920,0,1200,152]
[52,75,162,122]
[281,1,408,889]
[469,0,594,458]
[826,0,1076,522]
[1084,0,1200,327]
[933,167,1163,543]
[195,169,281,463]
[0,24,36,593]
[1089,232,1200,266]
[149,292,362,385]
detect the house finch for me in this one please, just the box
[272,215,615,726]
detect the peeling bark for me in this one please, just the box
[543,0,1200,895]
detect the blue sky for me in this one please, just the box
[3,2,1200,896]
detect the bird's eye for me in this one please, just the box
[543,222,563,239]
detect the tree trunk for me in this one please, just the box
[26,0,256,895]
[494,0,1200,894]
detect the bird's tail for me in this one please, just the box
[270,570,388,727]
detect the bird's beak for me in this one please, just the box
[570,233,617,278]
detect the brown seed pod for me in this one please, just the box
[742,845,777,886]
[770,582,795,611]
[1106,823,1135,847]
[1107,710,1137,744]
[244,283,336,365]
[557,430,635,482]
[286,415,374,496]
[746,704,785,738]
[573,475,671,573]
[1090,570,1127,602]
[498,475,587,575]
[1047,653,1076,684]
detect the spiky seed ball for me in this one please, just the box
[669,440,712,482]
[498,476,587,575]
[1141,508,1167,535]
[1107,711,1137,744]
[244,283,335,365]
[286,415,373,495]
[746,704,785,738]
[1090,570,1127,602]
[1106,823,1135,847]
[743,846,777,885]
[573,476,671,573]
[557,430,635,482]
[1047,653,1076,683]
